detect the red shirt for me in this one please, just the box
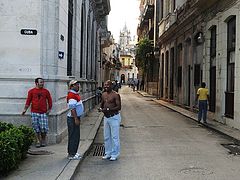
[25,88,52,113]
[67,91,81,103]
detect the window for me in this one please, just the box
[160,53,164,97]
[67,0,73,76]
[172,0,176,12]
[210,26,216,58]
[177,66,182,87]
[122,58,125,66]
[227,16,236,92]
[161,53,164,84]
[86,14,90,79]
[227,17,236,51]
[166,0,170,15]
[165,51,169,87]
[177,43,183,87]
[91,22,94,79]
[80,3,85,78]
[160,0,164,19]
[210,26,217,67]
[194,64,201,86]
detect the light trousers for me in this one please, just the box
[104,113,121,158]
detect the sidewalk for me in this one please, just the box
[4,108,103,180]
[138,91,240,144]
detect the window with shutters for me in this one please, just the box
[67,0,73,76]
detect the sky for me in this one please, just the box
[108,0,140,43]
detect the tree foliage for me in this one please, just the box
[135,38,153,70]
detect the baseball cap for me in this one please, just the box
[69,80,79,87]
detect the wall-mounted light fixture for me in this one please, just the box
[154,46,160,56]
[195,32,204,44]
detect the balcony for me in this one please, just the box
[192,0,218,10]
[101,31,113,48]
[158,12,177,37]
[143,4,154,20]
[139,1,154,27]
[95,0,110,17]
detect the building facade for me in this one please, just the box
[156,0,240,130]
[0,0,111,143]
[101,37,121,83]
[138,0,159,95]
[119,25,138,84]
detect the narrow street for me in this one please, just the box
[74,86,240,180]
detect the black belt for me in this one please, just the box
[105,112,119,118]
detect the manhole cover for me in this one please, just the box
[92,143,105,156]
[221,143,240,155]
[27,149,54,155]
[179,166,213,175]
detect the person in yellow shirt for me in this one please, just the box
[196,82,209,123]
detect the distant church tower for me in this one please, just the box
[119,23,131,53]
[118,23,138,84]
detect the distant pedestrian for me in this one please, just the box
[99,80,121,161]
[136,79,140,90]
[96,86,103,104]
[196,82,209,123]
[22,78,52,148]
[132,80,136,91]
[67,80,84,160]
[112,80,119,92]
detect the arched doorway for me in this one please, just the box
[121,74,125,84]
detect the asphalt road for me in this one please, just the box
[74,86,240,180]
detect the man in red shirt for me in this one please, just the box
[22,78,52,147]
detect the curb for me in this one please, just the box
[57,114,104,180]
[154,99,240,145]
[138,91,240,145]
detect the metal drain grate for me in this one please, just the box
[93,143,105,156]
[221,143,240,155]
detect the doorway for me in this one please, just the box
[209,67,216,112]
[121,74,125,84]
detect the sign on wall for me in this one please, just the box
[20,29,37,35]
[58,51,64,59]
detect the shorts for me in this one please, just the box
[31,112,49,133]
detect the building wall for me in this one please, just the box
[119,55,138,83]
[205,1,240,129]
[0,0,110,143]
[157,0,240,130]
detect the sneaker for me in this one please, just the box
[68,153,81,160]
[110,157,117,161]
[102,154,111,160]
[75,153,81,157]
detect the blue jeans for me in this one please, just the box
[104,113,121,158]
[67,116,80,155]
[198,100,208,122]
